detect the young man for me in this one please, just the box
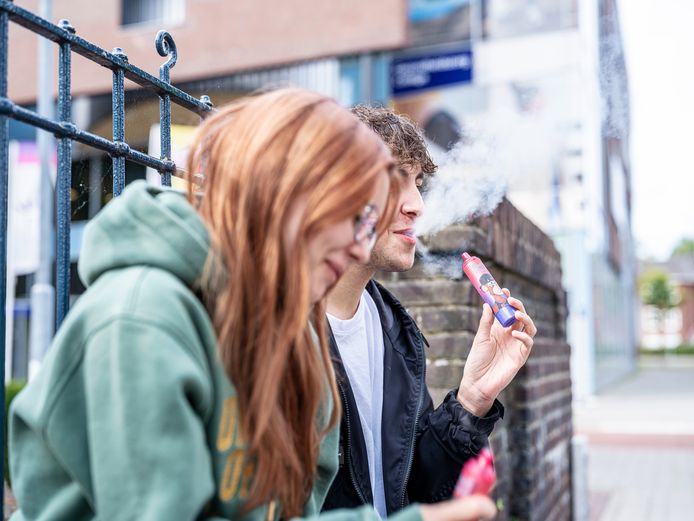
[322,107,537,518]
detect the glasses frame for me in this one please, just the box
[354,203,380,250]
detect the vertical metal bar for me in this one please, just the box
[112,48,126,196]
[0,1,9,513]
[156,31,176,186]
[55,19,74,328]
[159,89,171,187]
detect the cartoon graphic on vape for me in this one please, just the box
[479,273,507,315]
[461,252,516,327]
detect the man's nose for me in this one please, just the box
[401,181,424,218]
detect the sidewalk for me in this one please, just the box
[573,355,694,521]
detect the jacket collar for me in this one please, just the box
[365,279,428,356]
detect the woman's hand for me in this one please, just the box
[419,495,497,521]
[457,291,537,416]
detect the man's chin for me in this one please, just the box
[373,256,415,273]
[368,243,417,273]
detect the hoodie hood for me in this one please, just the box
[78,180,210,288]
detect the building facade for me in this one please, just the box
[7,0,637,398]
[483,0,636,398]
[5,0,406,378]
[388,0,636,400]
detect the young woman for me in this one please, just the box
[8,88,495,521]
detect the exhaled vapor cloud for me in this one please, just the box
[415,136,507,237]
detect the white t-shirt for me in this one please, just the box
[327,290,387,518]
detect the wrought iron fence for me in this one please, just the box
[0,0,212,508]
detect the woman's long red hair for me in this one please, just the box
[186,88,396,517]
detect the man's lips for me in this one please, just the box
[393,228,417,244]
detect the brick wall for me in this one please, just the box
[9,0,406,103]
[376,199,573,521]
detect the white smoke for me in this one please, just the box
[413,82,570,277]
[417,249,464,280]
[413,128,508,279]
[415,133,507,237]
[414,82,568,238]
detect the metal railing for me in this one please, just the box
[0,0,213,509]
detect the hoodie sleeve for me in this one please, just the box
[85,316,427,521]
[408,390,504,503]
[83,316,227,521]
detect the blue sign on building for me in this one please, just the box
[391,49,473,96]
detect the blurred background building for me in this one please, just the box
[6,0,637,403]
[388,0,636,401]
[639,246,694,349]
[5,0,406,378]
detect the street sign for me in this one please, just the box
[391,49,473,96]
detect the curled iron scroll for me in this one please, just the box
[155,30,178,80]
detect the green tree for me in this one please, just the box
[639,269,680,337]
[672,238,694,257]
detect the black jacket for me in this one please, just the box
[322,280,504,515]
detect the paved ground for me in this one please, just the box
[574,355,694,521]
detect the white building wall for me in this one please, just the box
[640,307,682,349]
[472,0,635,400]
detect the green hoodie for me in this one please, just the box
[9,182,423,521]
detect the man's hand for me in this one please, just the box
[419,495,497,521]
[457,290,536,417]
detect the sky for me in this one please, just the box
[619,1,694,261]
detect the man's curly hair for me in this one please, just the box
[351,105,437,176]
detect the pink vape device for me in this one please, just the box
[453,447,496,498]
[461,252,516,327]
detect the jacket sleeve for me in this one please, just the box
[83,317,228,521]
[407,389,504,503]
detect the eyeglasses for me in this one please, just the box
[354,203,380,250]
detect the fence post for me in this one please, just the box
[111,48,127,197]
[55,19,74,328]
[157,31,176,188]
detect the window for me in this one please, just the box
[482,0,578,39]
[121,0,185,27]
